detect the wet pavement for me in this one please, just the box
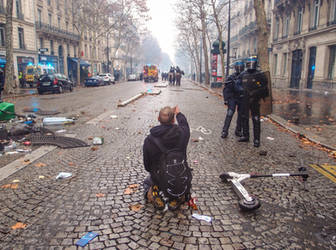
[0,79,335,249]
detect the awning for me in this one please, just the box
[0,58,6,65]
[71,58,90,67]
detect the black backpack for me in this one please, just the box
[149,135,192,200]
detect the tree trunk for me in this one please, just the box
[77,29,83,86]
[253,0,272,115]
[201,16,210,85]
[4,0,15,94]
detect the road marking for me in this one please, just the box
[309,164,336,183]
[0,146,56,182]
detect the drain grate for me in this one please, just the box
[28,135,89,148]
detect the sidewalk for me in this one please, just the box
[191,80,336,151]
[2,88,37,100]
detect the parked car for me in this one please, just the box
[128,74,137,81]
[37,73,73,94]
[84,76,104,87]
[99,73,115,85]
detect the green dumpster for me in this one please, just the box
[0,102,15,121]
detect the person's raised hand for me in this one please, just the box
[174,105,180,115]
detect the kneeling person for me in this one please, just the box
[143,106,192,211]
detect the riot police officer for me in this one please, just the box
[238,56,268,147]
[221,61,244,138]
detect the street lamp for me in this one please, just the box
[226,0,231,78]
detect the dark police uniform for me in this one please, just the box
[221,72,243,138]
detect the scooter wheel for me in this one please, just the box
[219,173,231,183]
[238,197,261,211]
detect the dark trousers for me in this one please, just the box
[240,97,261,141]
[222,98,242,134]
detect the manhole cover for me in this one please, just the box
[28,135,89,148]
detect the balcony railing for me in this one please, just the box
[239,21,256,37]
[294,30,301,36]
[0,6,5,14]
[35,21,80,41]
[17,12,24,20]
[309,25,317,31]
[327,20,336,26]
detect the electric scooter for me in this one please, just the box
[220,167,309,211]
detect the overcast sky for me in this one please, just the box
[147,0,178,64]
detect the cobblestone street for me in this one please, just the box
[0,80,335,249]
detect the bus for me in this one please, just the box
[143,64,158,83]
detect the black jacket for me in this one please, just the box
[143,112,190,173]
[223,72,241,101]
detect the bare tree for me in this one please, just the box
[253,0,272,114]
[4,0,15,94]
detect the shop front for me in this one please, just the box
[17,56,35,75]
[39,54,58,72]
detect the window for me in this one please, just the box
[296,8,303,34]
[328,45,336,79]
[274,18,279,40]
[0,26,5,47]
[16,0,23,19]
[58,17,61,29]
[39,37,43,49]
[283,16,290,38]
[329,0,336,24]
[67,44,70,56]
[74,45,77,57]
[311,0,320,29]
[274,54,278,75]
[66,21,68,32]
[18,27,24,49]
[37,9,42,24]
[282,53,287,76]
[48,13,52,26]
[50,40,54,55]
[0,0,4,13]
[47,0,51,6]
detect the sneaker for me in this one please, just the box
[151,185,165,210]
[168,196,184,211]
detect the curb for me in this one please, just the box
[117,93,145,107]
[189,79,336,151]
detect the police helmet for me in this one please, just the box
[234,61,244,74]
[245,56,258,70]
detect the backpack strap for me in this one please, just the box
[148,135,168,154]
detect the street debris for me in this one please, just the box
[1,183,18,189]
[76,232,98,247]
[11,222,27,230]
[193,160,198,164]
[93,137,104,145]
[259,150,268,156]
[129,204,143,212]
[34,162,47,167]
[192,213,212,223]
[12,179,20,183]
[266,136,275,140]
[39,176,45,179]
[96,193,105,198]
[43,117,74,126]
[124,184,140,195]
[56,172,72,179]
[110,115,118,119]
[56,129,66,133]
[188,197,198,210]
[91,146,99,151]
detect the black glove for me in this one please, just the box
[224,101,228,106]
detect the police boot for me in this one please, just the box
[253,115,261,147]
[238,119,249,142]
[221,109,234,138]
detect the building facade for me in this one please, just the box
[271,0,336,90]
[0,0,37,78]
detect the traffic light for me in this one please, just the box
[212,40,226,55]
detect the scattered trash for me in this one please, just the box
[110,115,118,119]
[23,141,31,146]
[38,176,45,179]
[43,117,74,126]
[193,160,198,164]
[92,137,104,145]
[91,146,99,151]
[76,232,98,247]
[34,162,47,167]
[124,184,140,195]
[16,149,31,153]
[1,184,18,189]
[4,141,17,152]
[68,162,75,166]
[188,197,198,210]
[5,151,19,155]
[192,138,199,142]
[115,127,120,130]
[11,222,27,230]
[195,126,212,135]
[56,172,72,179]
[192,213,212,223]
[129,204,143,212]
[12,180,20,183]
[198,137,204,141]
[147,89,153,93]
[266,136,275,141]
[56,129,67,133]
[96,193,105,198]
[259,150,268,156]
